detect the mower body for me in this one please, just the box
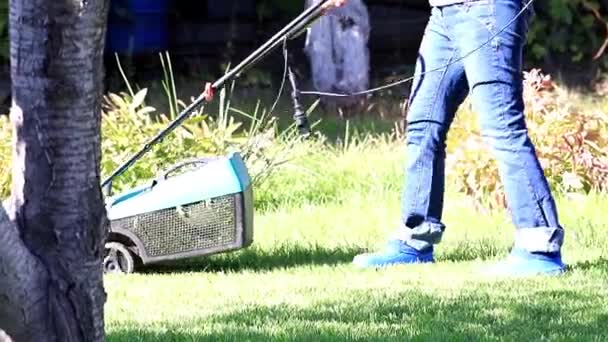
[104,152,253,270]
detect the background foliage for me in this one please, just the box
[0,0,7,63]
[0,115,10,198]
[0,0,607,74]
[527,0,608,74]
[2,68,606,210]
[0,0,607,206]
[446,69,608,210]
[100,86,306,197]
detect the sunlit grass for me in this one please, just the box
[105,134,608,341]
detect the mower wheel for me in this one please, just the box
[103,242,135,274]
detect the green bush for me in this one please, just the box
[0,51,309,201]
[0,115,10,199]
[2,65,606,212]
[0,84,305,200]
[527,0,608,72]
[446,69,608,210]
[100,85,303,195]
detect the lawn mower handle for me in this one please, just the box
[101,0,332,192]
[211,0,331,88]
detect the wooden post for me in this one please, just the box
[304,0,370,117]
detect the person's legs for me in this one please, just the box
[448,0,565,275]
[353,6,469,268]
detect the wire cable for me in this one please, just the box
[267,38,290,115]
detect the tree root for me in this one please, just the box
[0,202,50,341]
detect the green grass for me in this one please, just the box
[104,137,608,341]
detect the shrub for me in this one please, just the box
[100,84,305,195]
[527,0,608,72]
[524,70,608,193]
[0,115,10,199]
[102,52,320,196]
[0,80,307,201]
[446,69,608,210]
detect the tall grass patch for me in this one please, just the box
[254,130,405,211]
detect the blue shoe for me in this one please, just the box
[353,239,435,268]
[485,248,567,277]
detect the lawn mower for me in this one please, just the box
[101,1,333,274]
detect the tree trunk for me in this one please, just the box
[0,0,109,341]
[304,0,370,117]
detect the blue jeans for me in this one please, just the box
[397,0,564,253]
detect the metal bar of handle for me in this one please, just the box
[101,0,332,190]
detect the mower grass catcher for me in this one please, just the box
[103,154,253,274]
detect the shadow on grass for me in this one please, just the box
[139,244,362,274]
[570,257,608,272]
[136,239,607,276]
[137,241,507,275]
[107,288,608,341]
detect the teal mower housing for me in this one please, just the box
[103,154,253,274]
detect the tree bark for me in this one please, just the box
[0,0,109,341]
[304,0,370,117]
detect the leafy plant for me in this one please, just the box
[527,0,608,71]
[0,115,10,199]
[523,69,608,193]
[446,69,608,210]
[101,54,311,196]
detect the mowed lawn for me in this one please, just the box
[104,136,608,341]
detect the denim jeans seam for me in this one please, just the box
[490,4,547,228]
[491,30,533,227]
[411,48,456,221]
[405,11,454,222]
[510,6,548,227]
